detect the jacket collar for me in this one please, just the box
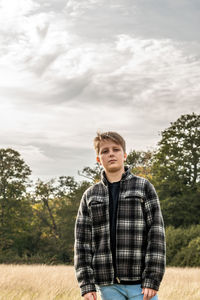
[101,165,132,186]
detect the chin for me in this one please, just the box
[107,165,121,173]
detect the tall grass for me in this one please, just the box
[0,265,199,300]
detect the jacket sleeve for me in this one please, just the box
[141,180,166,291]
[74,191,96,297]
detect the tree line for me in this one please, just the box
[0,113,199,266]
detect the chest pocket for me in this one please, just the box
[123,193,147,226]
[89,199,108,227]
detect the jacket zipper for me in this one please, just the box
[105,185,115,283]
[115,181,122,284]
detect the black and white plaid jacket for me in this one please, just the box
[74,166,166,296]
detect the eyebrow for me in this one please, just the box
[101,146,120,151]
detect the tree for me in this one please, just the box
[152,113,200,195]
[56,176,78,196]
[32,176,91,263]
[166,225,200,266]
[151,113,200,227]
[78,163,102,183]
[55,180,91,263]
[126,150,154,180]
[0,148,32,258]
[34,179,60,239]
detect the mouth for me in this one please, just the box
[108,159,117,163]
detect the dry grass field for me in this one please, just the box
[0,264,199,300]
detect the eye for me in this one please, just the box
[101,149,108,154]
[114,148,120,151]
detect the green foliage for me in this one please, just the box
[78,163,102,183]
[152,113,200,227]
[175,237,200,267]
[152,113,200,196]
[161,188,200,227]
[0,148,33,260]
[0,148,32,228]
[126,149,153,180]
[166,225,200,266]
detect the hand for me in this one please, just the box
[83,291,97,300]
[141,287,157,300]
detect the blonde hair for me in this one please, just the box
[93,131,126,155]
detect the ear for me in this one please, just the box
[124,153,127,161]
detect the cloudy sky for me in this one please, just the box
[0,0,199,183]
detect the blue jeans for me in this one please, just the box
[95,284,159,300]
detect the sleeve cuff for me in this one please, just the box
[81,283,96,297]
[142,278,160,291]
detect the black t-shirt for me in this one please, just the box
[108,180,120,277]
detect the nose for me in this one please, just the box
[109,150,115,156]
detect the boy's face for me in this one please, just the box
[96,139,127,173]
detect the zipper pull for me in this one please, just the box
[116,277,121,283]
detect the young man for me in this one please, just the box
[74,132,166,300]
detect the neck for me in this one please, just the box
[105,166,125,183]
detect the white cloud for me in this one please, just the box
[65,0,100,17]
[0,0,199,181]
[0,0,39,18]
